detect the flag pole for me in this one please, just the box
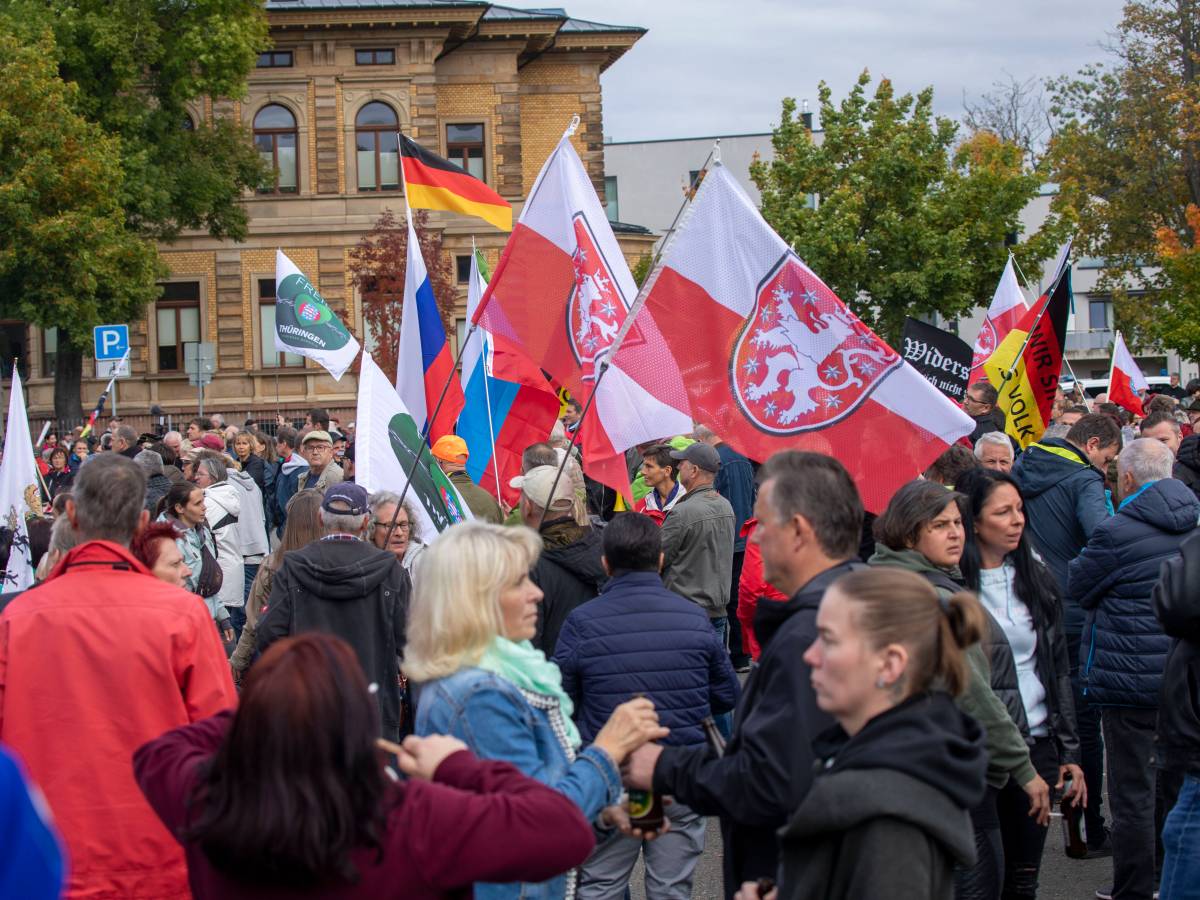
[998,264,1070,386]
[472,238,505,503]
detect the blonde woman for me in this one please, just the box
[408,522,667,900]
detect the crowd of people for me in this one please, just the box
[0,381,1198,900]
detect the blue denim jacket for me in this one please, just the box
[415,666,621,900]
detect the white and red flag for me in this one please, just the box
[612,163,974,512]
[473,129,691,495]
[971,257,1028,376]
[1108,330,1148,417]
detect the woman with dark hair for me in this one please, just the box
[45,447,73,500]
[958,467,1086,900]
[759,568,988,900]
[157,481,232,642]
[133,633,595,898]
[869,480,1050,900]
[229,490,323,681]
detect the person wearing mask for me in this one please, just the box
[228,490,323,684]
[44,447,73,501]
[625,451,864,896]
[514,465,607,656]
[0,453,235,899]
[634,443,686,521]
[257,483,409,740]
[68,438,90,471]
[1153,529,1200,900]
[1068,439,1198,900]
[742,570,986,900]
[271,426,308,536]
[367,490,427,573]
[1011,412,1120,853]
[192,452,246,642]
[135,633,596,899]
[130,522,194,588]
[157,481,233,642]
[406,521,669,900]
[554,513,741,899]
[430,435,503,524]
[297,430,343,493]
[869,479,1051,899]
[975,432,1016,473]
[959,468,1086,900]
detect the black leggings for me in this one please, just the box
[996,736,1061,900]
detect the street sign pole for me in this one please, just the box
[185,343,216,419]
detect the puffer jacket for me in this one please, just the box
[1153,528,1200,776]
[553,570,740,747]
[530,518,606,656]
[204,479,244,611]
[1011,438,1110,631]
[660,482,736,617]
[1070,477,1200,708]
[1174,434,1200,503]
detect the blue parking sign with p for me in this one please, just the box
[94,325,129,360]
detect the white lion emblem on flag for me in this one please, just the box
[566,213,628,383]
[730,253,901,433]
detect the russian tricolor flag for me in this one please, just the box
[459,250,560,505]
[396,213,463,441]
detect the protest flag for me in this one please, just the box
[971,258,1028,376]
[80,349,129,439]
[473,127,691,497]
[458,249,560,505]
[983,263,1072,448]
[901,318,974,402]
[395,213,463,442]
[0,366,40,591]
[1108,330,1148,417]
[274,250,361,381]
[609,162,974,513]
[355,353,472,541]
[400,134,512,232]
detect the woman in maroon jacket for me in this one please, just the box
[133,633,595,899]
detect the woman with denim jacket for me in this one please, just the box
[407,522,669,900]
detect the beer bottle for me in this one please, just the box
[701,716,726,758]
[1061,778,1088,859]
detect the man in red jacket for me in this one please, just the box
[0,453,236,899]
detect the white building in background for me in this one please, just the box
[605,133,1196,382]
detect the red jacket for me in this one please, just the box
[0,541,236,899]
[134,712,596,899]
[737,518,789,661]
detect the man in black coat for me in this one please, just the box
[257,482,410,739]
[624,451,863,898]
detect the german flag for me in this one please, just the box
[983,265,1072,448]
[400,134,511,231]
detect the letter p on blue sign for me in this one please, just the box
[93,324,129,361]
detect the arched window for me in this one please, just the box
[254,104,298,194]
[182,113,195,131]
[356,101,399,192]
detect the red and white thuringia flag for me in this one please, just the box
[971,257,1028,376]
[612,163,975,512]
[1108,330,1148,417]
[473,129,691,495]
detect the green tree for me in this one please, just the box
[750,72,1064,343]
[0,0,268,417]
[1046,0,1200,359]
[0,26,162,396]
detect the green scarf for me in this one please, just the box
[478,636,582,749]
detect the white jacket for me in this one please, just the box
[227,469,269,560]
[204,480,244,610]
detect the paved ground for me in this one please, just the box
[630,810,1113,900]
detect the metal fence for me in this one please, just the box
[32,405,358,443]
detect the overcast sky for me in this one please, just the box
[563,0,1127,142]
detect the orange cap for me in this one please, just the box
[430,434,469,463]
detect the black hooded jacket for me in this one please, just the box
[653,559,862,898]
[1174,434,1200,503]
[778,692,987,900]
[1153,528,1200,776]
[530,518,606,656]
[256,538,411,738]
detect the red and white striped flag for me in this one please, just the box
[1108,330,1148,417]
[613,163,974,512]
[971,257,1028,376]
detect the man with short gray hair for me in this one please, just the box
[1069,438,1200,900]
[111,424,140,459]
[257,482,410,739]
[973,431,1015,472]
[0,453,235,898]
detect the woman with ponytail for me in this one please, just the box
[764,568,988,900]
[958,468,1085,900]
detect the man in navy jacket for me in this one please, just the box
[555,512,738,900]
[1069,438,1199,900]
